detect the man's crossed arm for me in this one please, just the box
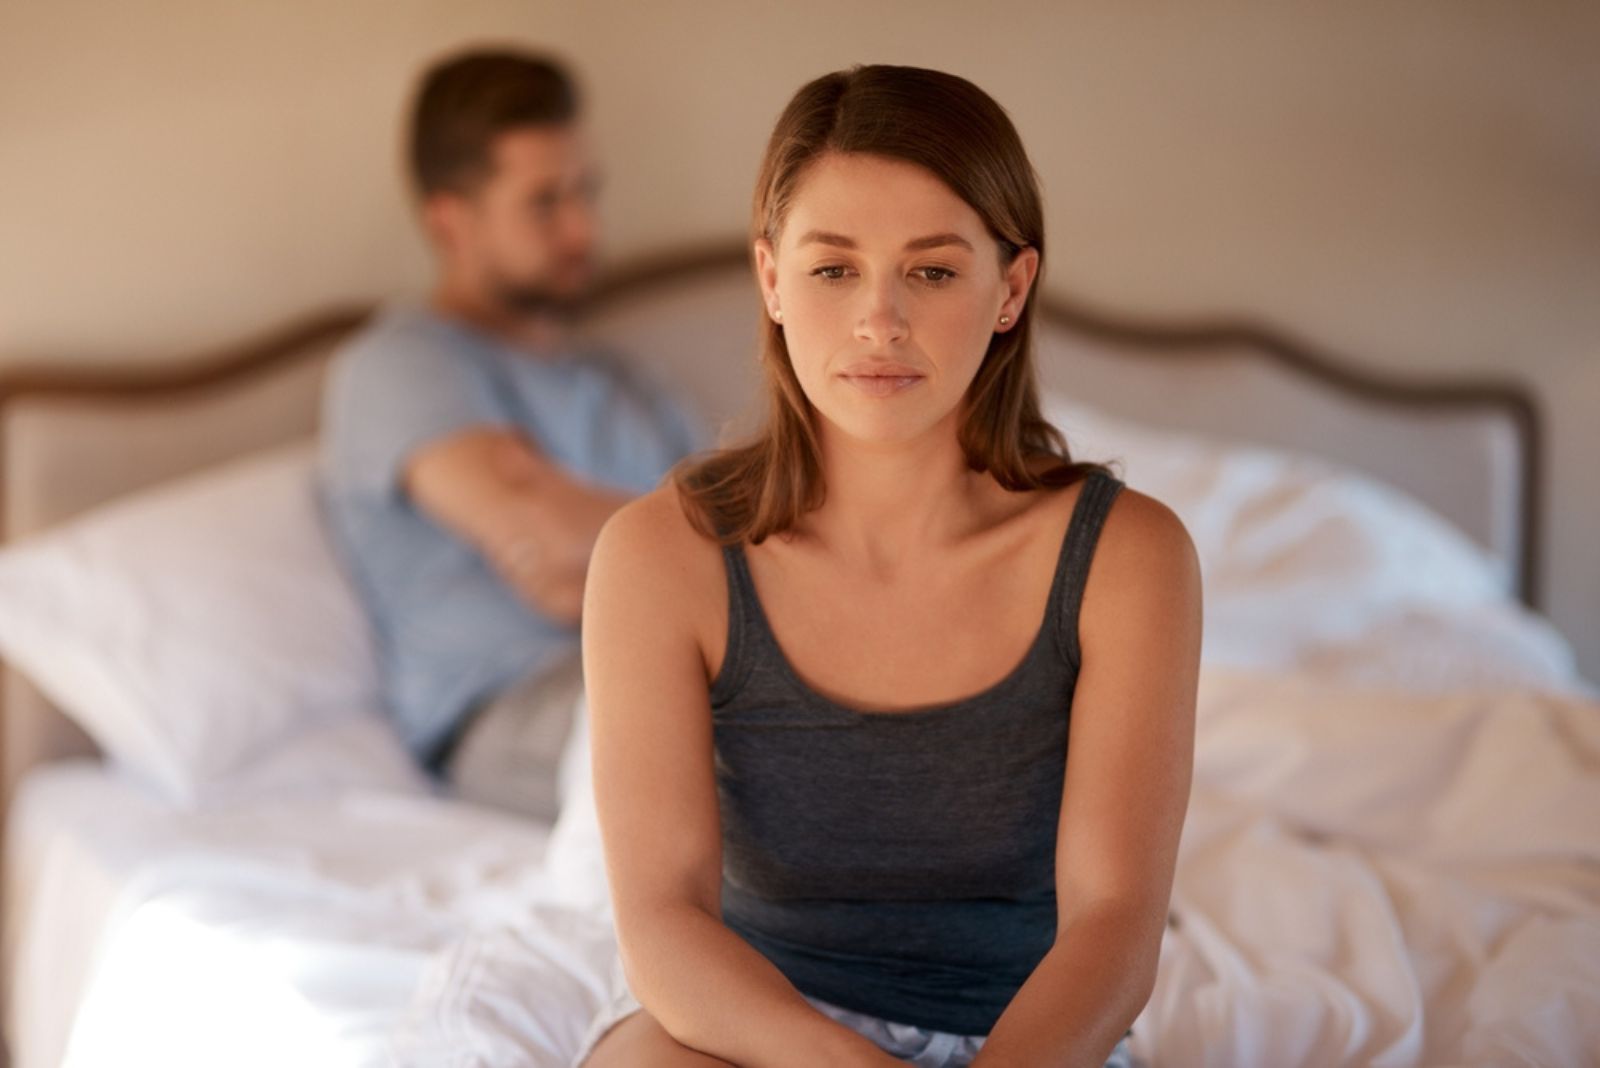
[403,426,633,626]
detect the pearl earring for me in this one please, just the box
[773,309,783,322]
[998,315,1011,326]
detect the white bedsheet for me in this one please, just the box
[1153,668,1600,1066]
[4,760,554,1068]
[9,440,1599,1067]
[394,657,1600,1068]
[390,586,1600,1068]
[10,616,1598,1068]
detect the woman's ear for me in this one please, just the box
[754,237,782,323]
[998,246,1040,327]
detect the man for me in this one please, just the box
[317,47,705,820]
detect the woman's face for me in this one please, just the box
[754,151,1038,449]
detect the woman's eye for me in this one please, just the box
[807,265,956,285]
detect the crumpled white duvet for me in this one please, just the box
[394,617,1600,1067]
[1151,668,1600,1067]
[47,633,1596,1068]
[387,427,1600,1067]
[36,423,1600,1068]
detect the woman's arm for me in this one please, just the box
[971,489,1202,1068]
[582,488,902,1068]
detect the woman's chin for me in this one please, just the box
[817,410,958,452]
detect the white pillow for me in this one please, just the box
[1043,393,1511,668]
[0,440,411,803]
[205,713,430,804]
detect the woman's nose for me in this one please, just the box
[854,279,909,346]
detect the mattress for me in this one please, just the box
[4,757,554,1068]
[6,438,1599,1066]
[8,605,1599,1068]
[392,588,1600,1068]
[399,658,1600,1067]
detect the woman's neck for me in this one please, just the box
[801,416,995,574]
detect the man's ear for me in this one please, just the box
[753,237,782,324]
[420,191,466,255]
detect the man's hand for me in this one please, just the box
[404,426,633,625]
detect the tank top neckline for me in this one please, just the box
[715,470,1115,724]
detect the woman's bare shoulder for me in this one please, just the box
[1100,483,1195,559]
[1084,482,1203,619]
[588,482,728,619]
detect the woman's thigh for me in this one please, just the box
[578,1008,738,1067]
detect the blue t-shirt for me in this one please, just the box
[316,303,707,765]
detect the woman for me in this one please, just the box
[577,64,1200,1068]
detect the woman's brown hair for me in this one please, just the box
[675,63,1112,544]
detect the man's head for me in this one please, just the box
[410,48,601,316]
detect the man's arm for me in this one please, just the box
[403,425,632,625]
[971,490,1201,1068]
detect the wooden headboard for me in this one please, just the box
[0,241,1541,1046]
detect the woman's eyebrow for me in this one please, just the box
[796,230,975,252]
[904,232,974,252]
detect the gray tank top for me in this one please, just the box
[708,470,1125,1036]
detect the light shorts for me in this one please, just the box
[441,648,585,824]
[567,967,1138,1068]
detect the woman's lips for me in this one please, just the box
[838,362,925,397]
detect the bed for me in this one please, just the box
[1,243,1595,1068]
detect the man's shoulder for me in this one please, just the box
[317,304,516,489]
[559,336,658,381]
[323,304,512,421]
[570,342,707,442]
[333,303,475,372]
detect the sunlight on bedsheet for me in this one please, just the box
[60,899,351,1067]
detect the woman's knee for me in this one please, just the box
[579,1008,738,1067]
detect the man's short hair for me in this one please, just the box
[408,47,580,197]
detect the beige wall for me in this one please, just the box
[2,0,1596,679]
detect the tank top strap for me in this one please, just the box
[709,535,760,705]
[1050,469,1125,670]
[709,470,1124,702]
